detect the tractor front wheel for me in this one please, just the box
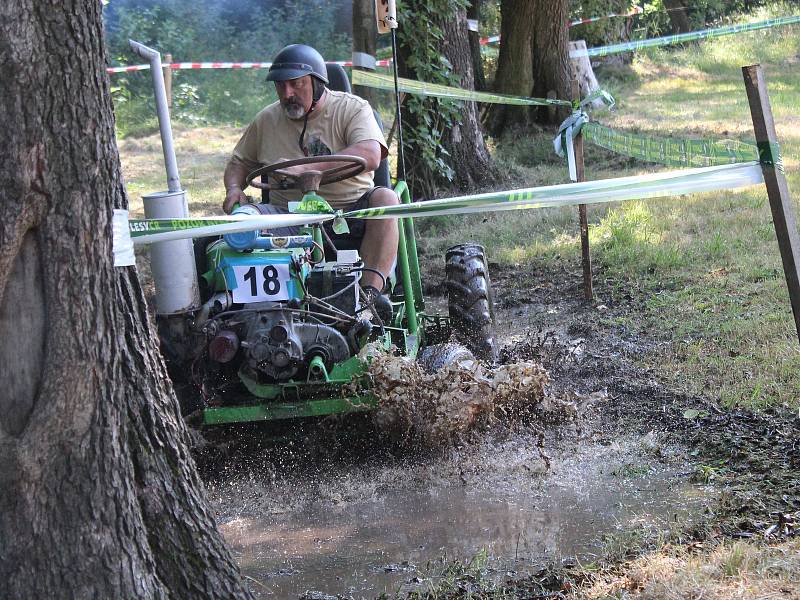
[418,342,475,374]
[445,243,498,362]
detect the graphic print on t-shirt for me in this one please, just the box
[306,134,332,157]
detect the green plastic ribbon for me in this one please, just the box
[291,192,335,214]
[332,213,350,235]
[572,15,800,58]
[580,122,770,169]
[352,69,573,107]
[579,89,616,110]
[115,162,766,266]
[342,162,763,220]
[756,141,784,171]
[554,111,589,182]
[126,213,332,245]
[554,89,617,181]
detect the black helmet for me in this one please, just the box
[266,44,329,84]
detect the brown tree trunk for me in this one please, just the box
[663,0,692,34]
[531,0,571,125]
[396,1,497,196]
[467,0,486,91]
[352,0,378,104]
[440,7,498,191]
[487,0,536,135]
[0,2,252,598]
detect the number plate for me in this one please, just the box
[231,264,291,303]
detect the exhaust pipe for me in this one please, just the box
[130,40,200,314]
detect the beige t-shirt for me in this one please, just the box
[233,89,388,210]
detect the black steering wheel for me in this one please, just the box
[245,155,367,194]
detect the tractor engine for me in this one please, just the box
[232,308,351,381]
[183,235,371,389]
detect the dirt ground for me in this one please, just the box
[195,257,799,598]
[468,259,799,597]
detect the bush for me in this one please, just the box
[104,0,352,135]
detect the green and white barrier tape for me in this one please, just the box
[352,70,614,111]
[344,162,762,219]
[114,162,763,266]
[554,113,783,180]
[580,121,782,171]
[572,15,800,58]
[126,213,331,244]
[554,110,589,182]
[352,69,572,107]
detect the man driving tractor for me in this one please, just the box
[222,43,398,314]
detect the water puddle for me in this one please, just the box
[215,435,710,598]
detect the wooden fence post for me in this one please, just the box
[742,64,800,344]
[163,53,173,108]
[571,79,593,300]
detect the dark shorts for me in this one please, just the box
[256,187,387,252]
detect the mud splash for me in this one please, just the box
[365,352,567,447]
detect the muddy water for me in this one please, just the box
[213,433,709,599]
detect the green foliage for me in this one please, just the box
[397,0,469,192]
[104,0,351,136]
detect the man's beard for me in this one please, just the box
[282,100,306,120]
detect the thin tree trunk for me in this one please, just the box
[487,0,536,136]
[467,0,486,91]
[441,7,498,190]
[352,0,378,104]
[531,0,571,125]
[663,0,692,34]
[0,2,252,598]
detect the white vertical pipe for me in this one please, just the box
[143,191,200,314]
[129,40,181,193]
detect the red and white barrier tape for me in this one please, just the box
[569,6,643,27]
[479,6,644,45]
[107,59,392,74]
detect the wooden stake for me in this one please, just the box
[742,64,800,344]
[163,53,173,109]
[572,79,593,300]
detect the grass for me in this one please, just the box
[412,4,800,411]
[578,539,800,599]
[118,4,800,411]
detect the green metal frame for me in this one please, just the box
[200,181,431,426]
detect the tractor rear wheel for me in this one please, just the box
[445,243,498,362]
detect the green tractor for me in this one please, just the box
[156,156,498,427]
[129,18,498,427]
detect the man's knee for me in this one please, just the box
[368,187,399,208]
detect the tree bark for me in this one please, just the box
[352,0,378,104]
[663,0,692,34]
[396,2,497,197]
[467,0,486,91]
[487,0,536,135]
[440,7,498,191]
[531,0,571,125]
[0,2,252,598]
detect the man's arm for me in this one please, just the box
[223,155,260,214]
[318,139,382,172]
